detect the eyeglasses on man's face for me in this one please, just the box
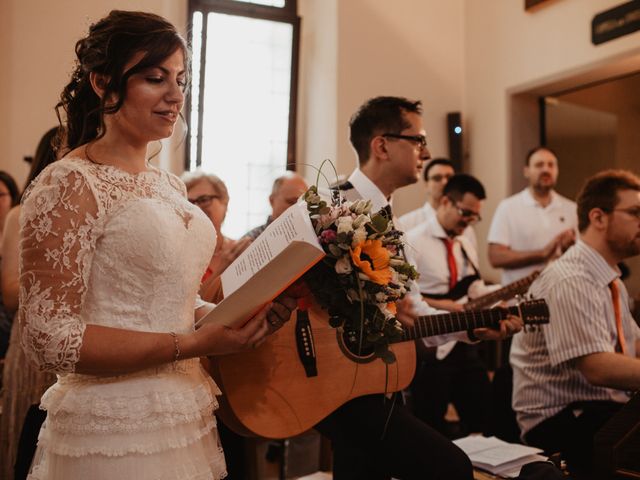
[188,194,221,208]
[382,133,428,150]
[447,196,482,223]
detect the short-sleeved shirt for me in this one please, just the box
[510,240,640,437]
[487,188,577,285]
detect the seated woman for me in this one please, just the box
[182,172,251,303]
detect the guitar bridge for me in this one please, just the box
[295,310,317,377]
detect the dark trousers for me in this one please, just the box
[315,394,473,480]
[524,400,624,479]
[216,417,247,480]
[410,342,491,437]
[15,404,47,480]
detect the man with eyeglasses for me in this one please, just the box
[511,170,640,478]
[406,174,497,438]
[488,146,578,285]
[398,158,478,250]
[315,96,522,480]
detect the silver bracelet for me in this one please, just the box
[168,331,181,364]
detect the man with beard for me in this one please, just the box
[510,170,640,478]
[488,147,577,285]
[406,174,496,437]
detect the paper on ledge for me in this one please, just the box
[197,202,325,328]
[453,435,546,478]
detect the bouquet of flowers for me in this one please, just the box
[302,185,418,363]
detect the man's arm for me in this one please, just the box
[575,352,640,391]
[488,242,556,269]
[488,228,575,269]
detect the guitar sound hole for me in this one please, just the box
[337,328,377,363]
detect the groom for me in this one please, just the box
[313,96,522,479]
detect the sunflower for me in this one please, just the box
[350,239,392,285]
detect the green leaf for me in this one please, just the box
[370,214,389,233]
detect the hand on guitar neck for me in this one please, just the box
[402,294,523,342]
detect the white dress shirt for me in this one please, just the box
[398,201,478,250]
[407,216,499,358]
[487,188,577,285]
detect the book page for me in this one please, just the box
[222,202,320,296]
[196,202,325,328]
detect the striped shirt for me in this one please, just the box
[510,240,640,437]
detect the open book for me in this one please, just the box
[197,202,325,328]
[453,435,547,478]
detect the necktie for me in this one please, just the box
[442,238,458,290]
[608,280,627,355]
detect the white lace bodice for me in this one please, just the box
[19,157,216,373]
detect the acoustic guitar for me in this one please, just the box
[212,299,549,439]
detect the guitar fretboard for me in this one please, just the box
[400,306,518,342]
[463,271,540,311]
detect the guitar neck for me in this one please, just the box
[463,271,539,311]
[400,305,519,342]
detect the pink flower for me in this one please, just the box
[320,229,337,244]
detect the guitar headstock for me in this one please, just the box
[516,298,550,328]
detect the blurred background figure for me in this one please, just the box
[182,172,251,303]
[244,172,308,240]
[0,170,20,360]
[1,127,59,480]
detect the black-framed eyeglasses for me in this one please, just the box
[382,133,428,149]
[447,196,482,223]
[188,194,221,208]
[612,206,640,220]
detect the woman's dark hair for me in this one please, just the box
[0,171,20,207]
[24,127,60,191]
[56,10,189,153]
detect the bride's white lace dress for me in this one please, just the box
[19,157,227,479]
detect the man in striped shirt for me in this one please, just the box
[510,169,640,477]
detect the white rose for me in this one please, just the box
[352,226,367,246]
[336,216,354,234]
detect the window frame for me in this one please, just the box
[186,0,300,172]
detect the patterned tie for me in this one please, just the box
[608,280,627,355]
[442,238,458,290]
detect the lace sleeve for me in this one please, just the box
[19,164,101,373]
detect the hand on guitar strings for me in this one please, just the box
[471,314,523,342]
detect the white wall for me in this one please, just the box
[0,0,187,187]
[298,0,465,214]
[464,0,640,278]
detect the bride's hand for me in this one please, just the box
[192,295,297,356]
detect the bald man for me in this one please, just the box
[243,172,308,240]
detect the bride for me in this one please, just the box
[19,10,294,479]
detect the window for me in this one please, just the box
[188,0,300,238]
